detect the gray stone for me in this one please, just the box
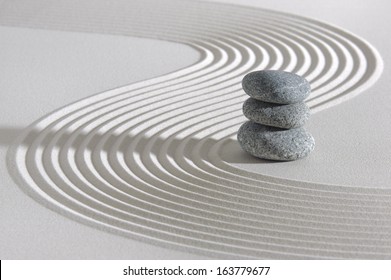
[237,121,315,161]
[242,70,311,104]
[243,98,310,129]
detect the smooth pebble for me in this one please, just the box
[237,121,315,161]
[243,98,310,129]
[242,70,311,104]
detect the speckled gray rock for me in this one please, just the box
[237,121,315,161]
[243,98,310,129]
[242,70,311,104]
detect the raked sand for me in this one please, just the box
[1,0,391,259]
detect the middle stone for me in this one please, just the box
[243,98,310,129]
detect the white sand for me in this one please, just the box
[1,0,390,259]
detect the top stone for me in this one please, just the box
[242,70,311,104]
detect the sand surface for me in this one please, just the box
[1,0,390,259]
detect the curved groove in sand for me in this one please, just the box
[5,0,388,258]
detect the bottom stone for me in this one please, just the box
[237,121,315,161]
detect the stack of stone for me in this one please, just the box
[238,70,315,161]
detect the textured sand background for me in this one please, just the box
[0,0,390,259]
